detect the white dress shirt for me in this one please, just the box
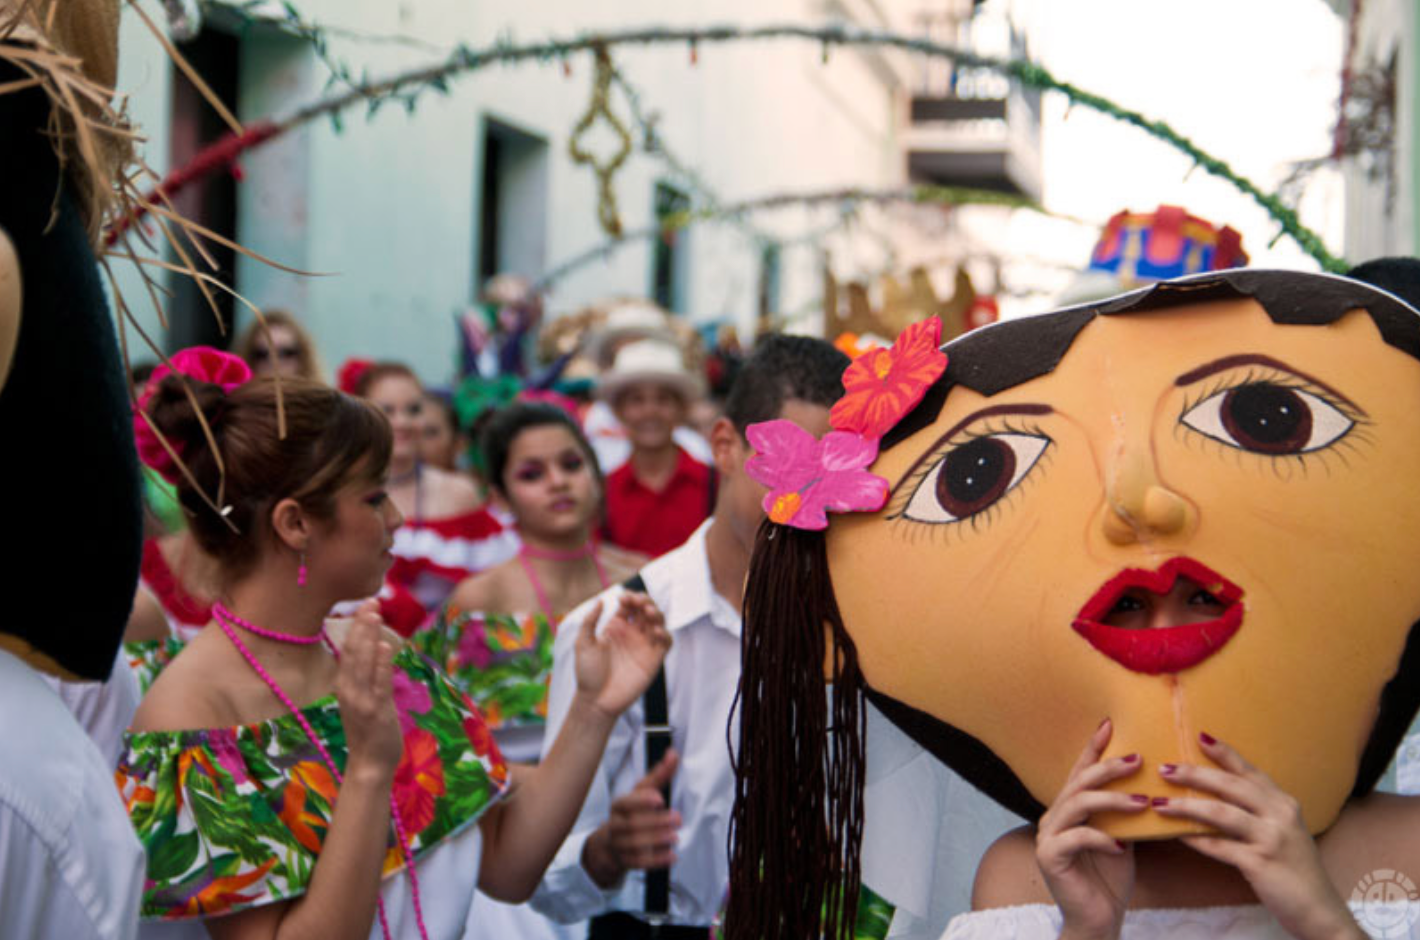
[860,703,1021,939]
[45,646,142,765]
[0,647,144,940]
[531,520,739,926]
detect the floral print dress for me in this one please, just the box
[115,647,508,931]
[412,605,557,764]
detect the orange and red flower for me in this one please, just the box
[462,714,497,759]
[180,857,278,917]
[392,728,446,835]
[276,761,338,853]
[829,317,947,439]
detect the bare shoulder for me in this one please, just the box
[124,587,170,644]
[1322,793,1420,889]
[130,632,235,733]
[598,544,648,583]
[447,559,521,613]
[970,824,1053,910]
[426,466,482,515]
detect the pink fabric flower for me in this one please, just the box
[133,347,252,484]
[391,669,433,734]
[829,317,947,439]
[745,420,889,531]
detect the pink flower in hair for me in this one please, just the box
[337,357,374,396]
[745,420,889,531]
[132,346,252,484]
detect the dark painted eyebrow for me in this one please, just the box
[1174,353,1361,412]
[892,403,1053,492]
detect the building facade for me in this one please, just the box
[114,0,995,382]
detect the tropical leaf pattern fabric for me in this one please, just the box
[115,647,508,920]
[411,607,557,730]
[709,883,897,940]
[124,637,186,694]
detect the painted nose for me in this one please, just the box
[1099,443,1193,545]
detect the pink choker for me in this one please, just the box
[519,539,598,562]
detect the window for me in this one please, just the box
[477,118,549,288]
[651,182,691,312]
[758,242,782,318]
[167,27,240,349]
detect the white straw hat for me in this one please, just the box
[598,339,704,403]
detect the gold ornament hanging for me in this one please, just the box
[568,44,633,238]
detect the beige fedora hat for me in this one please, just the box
[598,338,704,403]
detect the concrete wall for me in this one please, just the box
[111,0,921,384]
[1338,0,1417,261]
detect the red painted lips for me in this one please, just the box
[1071,557,1244,674]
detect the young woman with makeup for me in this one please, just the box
[422,401,645,765]
[119,353,672,940]
[355,363,519,623]
[416,402,645,940]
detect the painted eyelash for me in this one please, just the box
[1176,365,1367,428]
[885,418,1052,525]
[1174,365,1371,475]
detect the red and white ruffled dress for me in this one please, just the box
[387,507,521,629]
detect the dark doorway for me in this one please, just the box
[167,28,240,350]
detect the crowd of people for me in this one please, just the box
[93,303,866,940]
[53,265,1412,940]
[10,6,1419,940]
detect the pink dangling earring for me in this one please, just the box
[297,552,308,588]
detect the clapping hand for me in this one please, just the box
[573,592,672,719]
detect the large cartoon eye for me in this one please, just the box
[900,433,1050,524]
[1180,382,1353,455]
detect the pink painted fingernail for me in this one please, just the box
[1151,796,1169,807]
[1160,763,1177,775]
[1199,731,1217,746]
[1098,717,1110,730]
[1121,753,1139,763]
[1130,793,1149,804]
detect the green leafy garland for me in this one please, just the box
[183,6,1347,270]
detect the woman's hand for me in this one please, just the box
[1036,718,1147,940]
[573,592,672,719]
[334,601,403,782]
[1154,733,1367,940]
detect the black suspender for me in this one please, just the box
[623,573,672,921]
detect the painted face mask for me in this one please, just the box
[729,269,1420,938]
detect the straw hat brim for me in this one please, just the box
[598,367,704,404]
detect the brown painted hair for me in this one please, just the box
[728,523,865,940]
[147,375,392,581]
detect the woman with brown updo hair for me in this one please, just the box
[117,348,672,940]
[354,363,519,624]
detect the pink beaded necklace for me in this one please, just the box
[211,602,430,940]
[516,539,610,620]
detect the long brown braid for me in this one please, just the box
[728,522,866,940]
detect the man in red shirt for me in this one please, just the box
[599,339,712,557]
